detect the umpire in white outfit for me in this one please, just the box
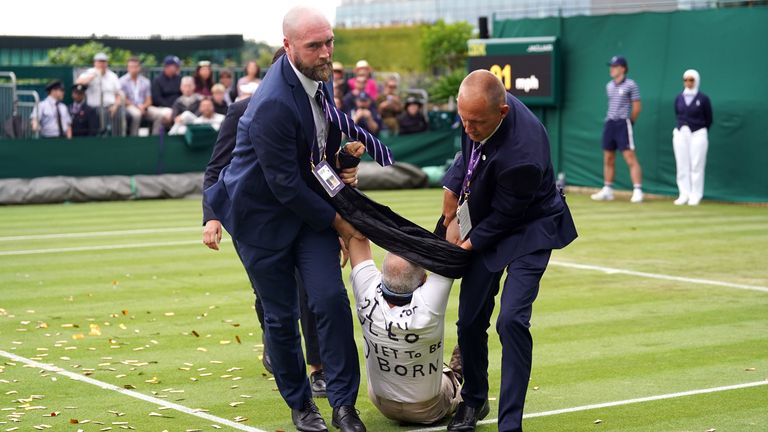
[673,69,713,206]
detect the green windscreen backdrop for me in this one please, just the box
[494,7,768,202]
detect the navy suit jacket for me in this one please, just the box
[202,97,249,225]
[204,55,342,250]
[443,93,577,272]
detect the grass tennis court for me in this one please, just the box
[1,189,767,431]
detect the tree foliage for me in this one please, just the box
[420,20,474,73]
[47,41,157,66]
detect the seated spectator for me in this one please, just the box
[151,55,182,132]
[333,61,349,97]
[211,84,229,115]
[194,60,214,96]
[119,57,157,136]
[342,75,368,114]
[236,61,261,98]
[171,76,203,121]
[347,59,378,100]
[377,78,403,134]
[70,83,99,137]
[75,52,122,128]
[346,236,462,425]
[398,97,429,135]
[218,69,235,105]
[351,92,381,136]
[168,98,224,135]
[31,80,71,138]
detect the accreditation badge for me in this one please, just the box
[312,160,345,197]
[457,201,472,241]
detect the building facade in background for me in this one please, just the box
[335,0,713,28]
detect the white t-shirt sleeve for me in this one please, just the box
[350,260,381,304]
[416,274,454,316]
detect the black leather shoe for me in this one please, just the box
[261,333,273,374]
[291,399,328,432]
[310,369,327,398]
[447,400,490,432]
[331,405,366,432]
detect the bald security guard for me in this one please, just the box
[441,70,577,432]
[205,7,366,432]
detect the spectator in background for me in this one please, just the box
[194,98,224,129]
[398,97,428,135]
[70,83,99,137]
[236,60,261,98]
[194,60,214,96]
[351,92,381,136]
[169,97,224,135]
[211,84,229,115]
[151,55,182,132]
[119,57,154,136]
[76,52,122,130]
[673,69,713,206]
[332,61,349,97]
[377,77,403,134]
[31,80,71,138]
[347,59,378,100]
[172,76,202,122]
[218,69,235,105]
[342,74,368,114]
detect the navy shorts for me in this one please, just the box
[602,119,635,151]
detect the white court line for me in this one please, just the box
[0,227,197,242]
[0,239,229,256]
[550,260,768,293]
[408,380,768,432]
[0,349,266,432]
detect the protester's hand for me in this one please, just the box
[339,166,359,187]
[442,189,459,227]
[446,217,461,245]
[460,238,473,251]
[203,220,223,250]
[339,237,349,268]
[345,141,365,157]
[333,214,364,245]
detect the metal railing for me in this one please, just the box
[0,72,17,139]
[15,89,39,139]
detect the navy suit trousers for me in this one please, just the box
[457,249,551,432]
[237,226,359,409]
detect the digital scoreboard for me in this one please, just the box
[467,36,561,106]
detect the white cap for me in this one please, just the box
[355,60,370,70]
[94,52,109,61]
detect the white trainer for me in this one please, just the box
[591,187,614,201]
[630,188,644,203]
[674,196,688,205]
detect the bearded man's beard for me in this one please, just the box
[296,56,333,82]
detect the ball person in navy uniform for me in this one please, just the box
[591,55,644,203]
[441,70,577,432]
[673,69,713,206]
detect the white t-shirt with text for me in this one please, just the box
[350,260,454,403]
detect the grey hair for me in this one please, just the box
[381,253,426,295]
[180,76,194,86]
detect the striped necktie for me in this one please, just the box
[314,85,394,167]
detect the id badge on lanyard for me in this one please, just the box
[457,142,483,241]
[310,128,344,198]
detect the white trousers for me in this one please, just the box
[672,126,708,202]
